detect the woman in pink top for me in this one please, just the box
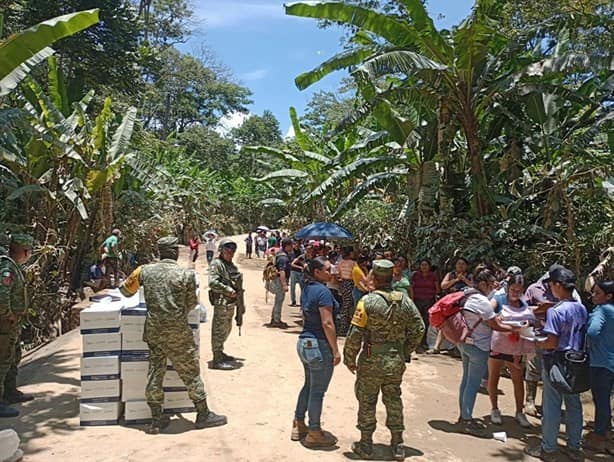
[487,274,535,428]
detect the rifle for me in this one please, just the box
[231,273,246,336]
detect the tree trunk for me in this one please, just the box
[460,109,490,217]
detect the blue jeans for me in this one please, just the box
[290,271,303,305]
[294,335,334,430]
[271,288,285,323]
[541,362,583,452]
[590,366,614,436]
[457,343,489,420]
[352,287,365,307]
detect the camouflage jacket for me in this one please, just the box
[344,287,425,375]
[208,257,242,306]
[0,251,28,318]
[120,259,198,333]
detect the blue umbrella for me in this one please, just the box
[295,222,354,240]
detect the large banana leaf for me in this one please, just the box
[285,2,418,47]
[295,46,375,90]
[255,169,309,182]
[0,9,100,95]
[359,50,447,80]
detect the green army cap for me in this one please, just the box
[372,259,394,276]
[10,233,33,248]
[218,238,237,252]
[157,236,179,250]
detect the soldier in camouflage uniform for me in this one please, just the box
[0,233,34,418]
[208,238,243,370]
[344,260,425,461]
[120,236,227,434]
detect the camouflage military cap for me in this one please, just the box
[218,238,237,252]
[372,259,394,276]
[10,233,33,248]
[157,236,179,250]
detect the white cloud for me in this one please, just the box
[193,1,285,29]
[240,68,269,81]
[215,111,251,136]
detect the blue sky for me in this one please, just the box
[185,1,475,135]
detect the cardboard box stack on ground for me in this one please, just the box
[79,299,123,426]
[80,275,202,425]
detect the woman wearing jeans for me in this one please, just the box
[525,267,587,461]
[456,268,523,435]
[292,256,341,448]
[584,280,614,453]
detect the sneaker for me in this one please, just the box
[4,390,34,404]
[458,419,487,437]
[425,348,440,355]
[490,409,502,425]
[524,444,559,461]
[582,432,606,452]
[0,404,19,418]
[565,447,585,462]
[516,412,531,428]
[195,411,228,429]
[525,400,539,417]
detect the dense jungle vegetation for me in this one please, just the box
[0,0,612,342]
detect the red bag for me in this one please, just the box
[428,289,481,345]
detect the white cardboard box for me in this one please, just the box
[163,391,194,413]
[81,379,120,402]
[80,402,123,426]
[124,400,152,424]
[80,356,119,379]
[121,361,148,401]
[82,332,121,357]
[80,303,122,333]
[163,370,185,390]
[121,328,148,353]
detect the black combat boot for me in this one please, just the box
[194,399,227,429]
[391,432,405,461]
[351,431,374,459]
[209,352,235,370]
[0,402,19,418]
[146,405,170,434]
[4,389,34,404]
[220,352,236,362]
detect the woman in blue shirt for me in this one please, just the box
[292,256,340,449]
[584,280,614,453]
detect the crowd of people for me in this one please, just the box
[258,236,614,460]
[2,224,612,461]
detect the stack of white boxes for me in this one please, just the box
[79,299,123,426]
[80,273,202,426]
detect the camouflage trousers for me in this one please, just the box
[355,370,405,433]
[0,321,20,400]
[211,304,235,355]
[145,326,206,407]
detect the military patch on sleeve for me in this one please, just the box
[351,299,368,328]
[1,270,13,287]
[120,266,142,297]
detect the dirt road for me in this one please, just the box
[3,236,602,461]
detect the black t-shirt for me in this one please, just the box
[291,249,303,272]
[275,251,292,282]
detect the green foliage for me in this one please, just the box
[0,8,99,95]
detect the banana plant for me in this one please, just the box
[0,9,99,95]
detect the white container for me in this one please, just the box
[120,314,146,331]
[82,332,121,357]
[81,379,120,402]
[163,391,194,413]
[121,327,148,353]
[121,361,148,401]
[80,402,122,426]
[80,356,120,380]
[0,429,19,461]
[80,303,122,333]
[493,431,507,443]
[124,401,152,424]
